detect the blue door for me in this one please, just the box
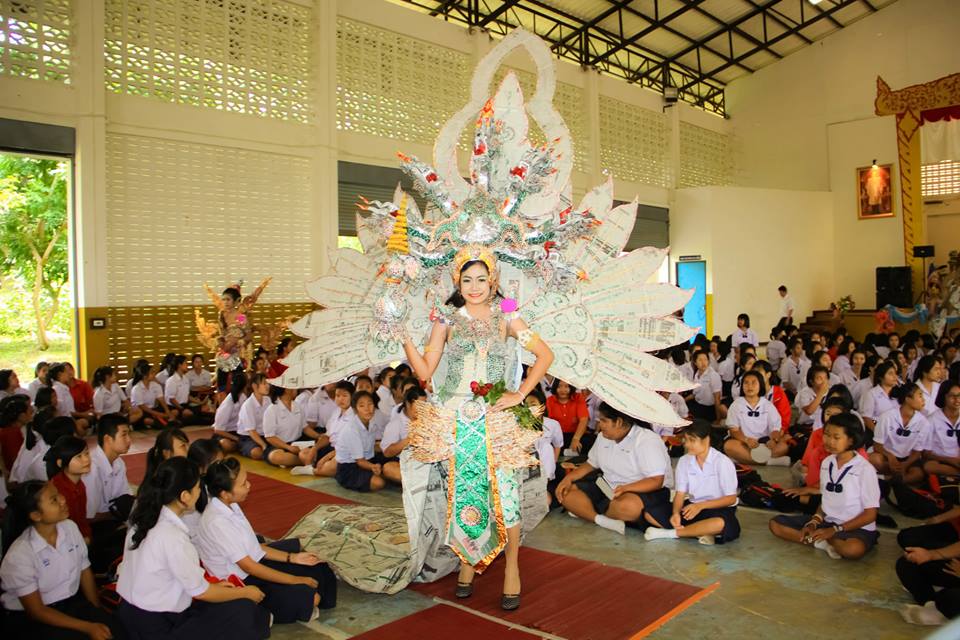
[676,260,706,340]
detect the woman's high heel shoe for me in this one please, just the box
[501,593,521,611]
[455,581,474,598]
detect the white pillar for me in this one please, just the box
[584,68,602,185]
[311,0,339,277]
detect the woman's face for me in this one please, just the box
[694,354,709,372]
[459,263,492,304]
[905,389,925,412]
[682,433,709,457]
[943,386,960,414]
[597,414,628,440]
[32,483,69,525]
[221,294,236,310]
[7,372,19,390]
[822,423,853,455]
[253,381,269,397]
[66,448,91,476]
[889,335,900,349]
[38,365,49,382]
[851,353,866,369]
[229,468,251,503]
[556,382,572,400]
[355,396,376,423]
[192,357,204,370]
[882,367,899,387]
[742,375,760,398]
[737,317,745,329]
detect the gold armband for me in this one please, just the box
[517,328,539,350]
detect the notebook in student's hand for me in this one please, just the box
[291,440,315,450]
[595,475,615,500]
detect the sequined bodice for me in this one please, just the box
[435,304,511,403]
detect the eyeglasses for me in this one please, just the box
[825,462,851,494]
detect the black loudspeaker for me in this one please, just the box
[876,266,913,308]
[913,245,934,258]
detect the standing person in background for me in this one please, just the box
[777,285,794,329]
[731,314,758,350]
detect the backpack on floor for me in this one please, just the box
[929,475,960,507]
[890,480,946,519]
[740,482,780,509]
[735,463,762,490]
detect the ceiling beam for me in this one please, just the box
[590,0,710,66]
[741,0,813,44]
[550,0,634,57]
[476,0,523,28]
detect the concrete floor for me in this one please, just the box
[132,429,929,639]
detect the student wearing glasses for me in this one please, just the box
[869,383,930,486]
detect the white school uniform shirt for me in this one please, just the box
[778,356,810,394]
[214,392,246,432]
[380,406,410,452]
[833,354,851,375]
[793,386,822,426]
[691,368,722,406]
[726,396,780,439]
[9,438,49,483]
[26,377,45,401]
[368,411,389,442]
[839,367,860,389]
[766,340,786,370]
[93,382,126,415]
[117,506,208,612]
[196,497,265,580]
[708,352,721,372]
[154,370,170,387]
[906,360,919,382]
[185,369,213,389]
[52,380,75,416]
[376,385,395,413]
[130,380,163,409]
[731,328,758,349]
[850,377,872,406]
[237,395,271,437]
[717,356,736,383]
[309,392,339,429]
[679,361,694,382]
[335,414,375,463]
[924,409,960,459]
[263,399,306,443]
[0,387,28,401]
[84,445,130,518]
[675,447,738,505]
[164,372,191,405]
[779,294,794,319]
[652,393,689,435]
[585,392,603,431]
[326,408,354,446]
[875,407,931,458]
[819,454,880,531]
[295,390,316,423]
[586,427,674,489]
[918,381,941,418]
[536,417,564,481]
[0,519,89,611]
[858,385,898,421]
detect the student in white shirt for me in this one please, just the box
[9,416,73,485]
[185,354,214,396]
[197,458,337,624]
[294,389,324,441]
[181,439,224,542]
[766,327,787,372]
[923,380,960,476]
[525,388,564,508]
[379,386,427,486]
[25,361,49,402]
[859,361,900,433]
[770,413,880,560]
[312,380,357,478]
[163,356,196,424]
[724,371,790,466]
[684,351,725,422]
[778,338,810,395]
[84,414,135,574]
[374,367,397,425]
[914,355,943,418]
[0,480,123,638]
[645,419,740,545]
[48,363,91,436]
[840,349,867,388]
[154,352,176,388]
[794,365,830,428]
[870,383,931,486]
[777,285,794,327]
[262,386,315,468]
[128,361,175,428]
[334,391,387,493]
[92,365,142,425]
[236,373,271,461]
[556,402,673,536]
[0,368,29,401]
[808,351,842,389]
[212,370,247,455]
[116,457,269,638]
[730,353,757,399]
[730,314,758,350]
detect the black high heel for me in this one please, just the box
[455,581,474,598]
[501,593,520,610]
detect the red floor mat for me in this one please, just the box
[351,604,543,640]
[410,547,716,640]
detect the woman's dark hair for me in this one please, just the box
[597,402,634,428]
[820,397,849,422]
[222,287,241,302]
[404,385,427,407]
[376,367,395,385]
[47,363,67,385]
[446,260,502,308]
[157,353,176,376]
[229,369,248,404]
[806,365,829,387]
[2,480,47,554]
[862,354,881,380]
[736,313,751,328]
[740,370,766,397]
[129,457,200,550]
[824,412,865,450]
[34,361,49,378]
[92,365,113,389]
[276,337,292,356]
[354,374,373,389]
[205,457,241,502]
[936,380,960,410]
[1,394,31,428]
[525,385,547,406]
[669,346,687,367]
[132,360,153,386]
[811,351,831,370]
[34,386,55,412]
[824,384,854,412]
[335,379,356,396]
[268,384,288,402]
[0,369,14,392]
[188,438,222,472]
[40,416,77,447]
[394,363,412,379]
[912,355,939,383]
[44,435,86,479]
[892,382,921,405]
[682,418,712,441]
[142,428,189,487]
[787,337,804,353]
[873,361,898,387]
[170,355,187,374]
[351,389,379,410]
[551,379,577,396]
[249,372,268,389]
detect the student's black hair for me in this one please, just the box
[393,363,412,378]
[249,372,269,390]
[669,346,687,367]
[887,332,902,347]
[682,418,712,441]
[805,365,829,387]
[142,428,189,487]
[132,360,153,386]
[597,402,634,428]
[276,337,292,356]
[40,416,76,447]
[824,412,865,450]
[912,355,939,383]
[268,384,288,402]
[404,385,427,407]
[550,378,578,396]
[936,379,960,410]
[0,369,14,392]
[389,371,408,392]
[820,397,850,423]
[1,393,30,424]
[34,361,49,378]
[849,348,867,363]
[787,336,804,352]
[740,370,766,397]
[191,353,205,365]
[736,313,751,328]
[354,374,373,388]
[159,352,177,375]
[44,435,87,479]
[445,260,502,307]
[205,457,242,502]
[951,362,960,385]
[778,285,787,293]
[129,457,200,550]
[769,326,786,340]
[229,369,248,404]
[92,365,114,389]
[861,354,881,380]
[376,367,395,385]
[737,343,756,359]
[716,340,732,361]
[335,379,356,396]
[824,384,854,412]
[525,385,547,406]
[751,359,782,387]
[873,360,898,387]
[2,480,48,555]
[171,354,188,374]
[351,389,379,410]
[47,362,67,385]
[222,287,242,301]
[188,438,222,472]
[97,413,129,447]
[811,350,832,370]
[892,382,921,405]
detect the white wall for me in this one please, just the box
[671,187,834,338]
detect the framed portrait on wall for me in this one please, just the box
[857,163,894,219]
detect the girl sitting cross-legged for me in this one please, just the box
[923,380,960,476]
[869,383,931,486]
[723,371,791,466]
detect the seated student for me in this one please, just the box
[556,403,673,536]
[832,338,857,375]
[859,360,900,432]
[154,353,177,387]
[751,360,791,432]
[1,394,33,472]
[262,386,315,469]
[731,313,758,350]
[839,349,867,388]
[729,353,757,400]
[724,370,790,466]
[185,354,214,399]
[897,547,960,627]
[850,354,881,407]
[92,365,142,425]
[375,367,396,417]
[197,459,337,624]
[84,414,134,572]
[875,332,900,359]
[140,428,190,487]
[650,390,689,456]
[914,355,943,418]
[312,380,357,478]
[0,481,125,639]
[0,368,28,400]
[267,338,293,380]
[307,382,338,434]
[333,391,388,493]
[525,387,564,507]
[46,436,92,545]
[294,388,324,441]
[181,439,224,542]
[48,364,91,436]
[164,355,197,424]
[685,351,724,422]
[378,386,426,486]
[766,327,787,372]
[924,380,960,476]
[236,373,271,461]
[25,361,49,402]
[63,363,95,419]
[546,380,590,451]
[129,361,176,428]
[778,338,811,396]
[808,351,842,389]
[10,416,75,485]
[810,385,863,431]
[794,365,831,430]
[116,457,270,639]
[124,358,149,399]
[770,413,879,560]
[644,419,740,545]
[213,370,247,453]
[869,383,931,486]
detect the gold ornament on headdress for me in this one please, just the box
[452,244,497,282]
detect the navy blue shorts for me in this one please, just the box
[335,462,373,492]
[773,514,879,550]
[680,503,741,543]
[237,435,262,458]
[574,479,672,528]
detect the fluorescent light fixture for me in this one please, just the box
[808,0,825,5]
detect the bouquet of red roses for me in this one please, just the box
[469,379,542,431]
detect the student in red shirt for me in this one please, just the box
[64,363,95,417]
[0,395,32,472]
[46,436,92,542]
[753,361,791,432]
[546,380,589,452]
[268,338,293,379]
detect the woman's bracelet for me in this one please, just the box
[287,552,292,563]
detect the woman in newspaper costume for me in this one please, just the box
[270,30,695,602]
